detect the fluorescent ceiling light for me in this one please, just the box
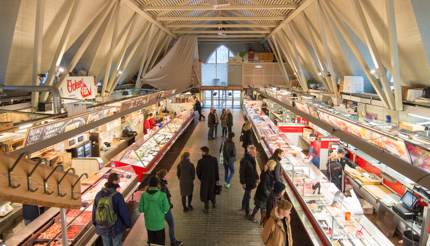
[408,113,430,121]
[255,65,263,69]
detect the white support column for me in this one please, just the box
[274,33,301,89]
[65,0,116,94]
[270,36,290,84]
[303,12,337,95]
[40,0,80,102]
[277,30,308,91]
[147,36,170,71]
[100,2,125,96]
[142,32,165,74]
[42,1,117,101]
[386,0,403,111]
[321,1,391,109]
[32,0,45,109]
[354,0,395,110]
[108,24,152,94]
[288,22,331,92]
[135,24,158,89]
[315,2,339,98]
[105,17,141,93]
[162,37,172,56]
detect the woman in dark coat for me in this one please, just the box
[196,146,219,213]
[240,118,253,153]
[249,160,276,224]
[177,152,196,212]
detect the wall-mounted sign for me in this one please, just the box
[59,76,97,100]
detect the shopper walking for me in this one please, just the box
[177,152,196,212]
[214,108,219,137]
[139,176,170,246]
[239,145,259,216]
[196,146,220,213]
[249,160,277,224]
[194,98,205,121]
[220,132,236,189]
[226,109,233,136]
[220,109,228,137]
[240,118,253,153]
[208,108,216,140]
[261,199,293,246]
[156,170,183,246]
[93,173,131,246]
[264,181,286,224]
[270,148,285,183]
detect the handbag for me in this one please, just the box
[215,184,222,195]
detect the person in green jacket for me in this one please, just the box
[139,176,170,245]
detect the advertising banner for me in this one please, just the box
[59,76,97,100]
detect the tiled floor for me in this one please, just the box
[129,110,313,246]
[163,110,264,246]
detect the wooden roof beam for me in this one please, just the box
[146,4,297,11]
[175,30,270,34]
[158,16,284,21]
[167,24,277,29]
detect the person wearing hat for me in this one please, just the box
[196,146,220,213]
[263,181,286,225]
[139,176,170,245]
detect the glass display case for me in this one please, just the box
[243,100,394,246]
[7,168,138,246]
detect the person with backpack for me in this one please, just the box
[93,173,131,246]
[156,169,183,246]
[139,176,170,245]
[220,132,236,189]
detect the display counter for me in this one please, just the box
[6,167,138,246]
[244,100,394,246]
[113,110,194,180]
[259,88,430,175]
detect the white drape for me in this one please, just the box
[142,36,198,90]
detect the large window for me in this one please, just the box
[207,45,235,64]
[202,45,234,86]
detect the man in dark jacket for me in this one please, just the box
[194,99,204,121]
[93,173,131,246]
[196,146,220,213]
[207,108,216,140]
[239,145,259,216]
[220,132,236,189]
[156,170,183,246]
[226,109,233,136]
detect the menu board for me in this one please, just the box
[406,142,430,172]
[318,111,411,163]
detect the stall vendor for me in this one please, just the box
[144,113,156,134]
[307,134,320,168]
[327,149,356,191]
